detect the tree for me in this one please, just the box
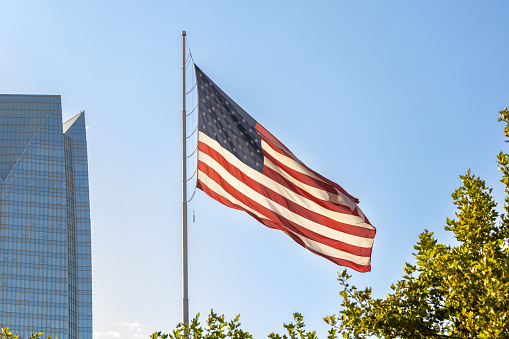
[0,327,54,339]
[325,109,509,338]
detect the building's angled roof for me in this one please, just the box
[63,111,83,133]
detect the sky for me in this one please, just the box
[1,1,509,338]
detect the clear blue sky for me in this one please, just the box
[1,1,509,338]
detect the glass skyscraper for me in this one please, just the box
[0,95,92,339]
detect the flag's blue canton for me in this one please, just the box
[196,66,264,173]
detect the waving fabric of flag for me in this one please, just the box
[195,64,376,272]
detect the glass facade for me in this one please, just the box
[0,95,92,339]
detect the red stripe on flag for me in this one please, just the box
[255,122,286,151]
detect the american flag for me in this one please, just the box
[195,65,375,272]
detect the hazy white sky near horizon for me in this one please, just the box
[1,1,509,338]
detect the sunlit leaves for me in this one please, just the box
[0,328,53,339]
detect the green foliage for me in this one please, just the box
[150,310,253,339]
[268,313,317,339]
[327,108,509,338]
[0,327,54,339]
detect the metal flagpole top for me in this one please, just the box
[182,30,186,36]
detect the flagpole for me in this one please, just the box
[181,30,189,328]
